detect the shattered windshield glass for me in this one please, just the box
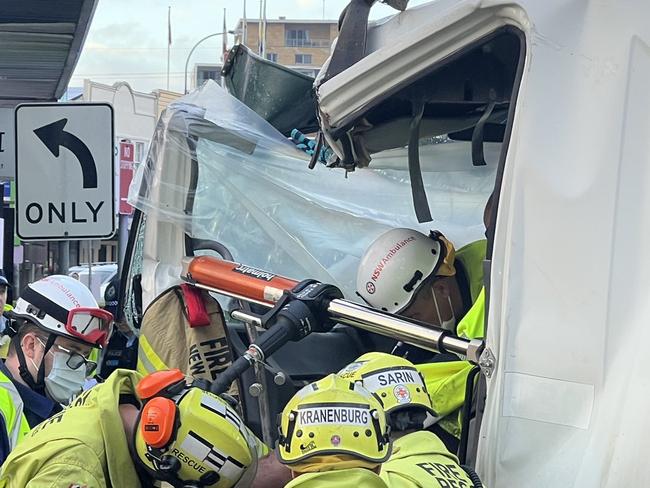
[130,82,498,298]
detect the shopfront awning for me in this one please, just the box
[0,0,98,107]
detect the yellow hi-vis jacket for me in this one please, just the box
[380,431,475,488]
[0,370,29,456]
[455,237,487,340]
[0,369,143,488]
[412,239,486,439]
[286,468,389,488]
[457,288,485,340]
[454,239,486,307]
[0,305,14,359]
[415,361,473,420]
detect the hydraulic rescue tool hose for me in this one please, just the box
[210,285,333,395]
[209,314,295,395]
[182,256,485,364]
[461,465,484,488]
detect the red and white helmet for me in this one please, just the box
[11,275,112,348]
[356,228,456,313]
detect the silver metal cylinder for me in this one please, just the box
[231,300,483,364]
[326,299,483,363]
[232,309,262,326]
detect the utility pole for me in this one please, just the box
[222,8,227,62]
[166,6,171,90]
[262,0,267,58]
[258,0,263,56]
[242,0,247,46]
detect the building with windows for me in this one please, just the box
[192,63,223,90]
[233,18,338,77]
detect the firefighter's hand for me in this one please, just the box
[251,453,292,488]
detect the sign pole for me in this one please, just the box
[58,240,69,275]
[118,140,135,275]
[87,240,92,293]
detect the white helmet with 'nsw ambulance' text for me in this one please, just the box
[11,275,112,348]
[356,228,456,314]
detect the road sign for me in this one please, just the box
[0,109,15,179]
[15,103,115,241]
[119,140,135,215]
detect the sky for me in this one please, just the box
[70,0,430,93]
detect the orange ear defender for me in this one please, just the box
[141,397,178,448]
[137,369,187,450]
[137,369,186,400]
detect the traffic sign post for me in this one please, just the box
[15,103,115,241]
[0,108,16,179]
[118,140,135,216]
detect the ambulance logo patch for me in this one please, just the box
[393,384,411,404]
[366,281,376,294]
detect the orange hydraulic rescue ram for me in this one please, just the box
[181,256,484,364]
[182,256,298,306]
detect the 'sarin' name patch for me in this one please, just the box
[362,368,423,392]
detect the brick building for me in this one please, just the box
[234,18,338,77]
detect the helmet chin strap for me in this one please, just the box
[14,333,56,395]
[431,288,456,332]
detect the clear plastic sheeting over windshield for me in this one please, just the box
[129,81,499,298]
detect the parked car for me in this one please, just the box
[68,263,117,307]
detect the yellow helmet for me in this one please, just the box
[277,373,391,469]
[338,352,436,430]
[134,370,258,488]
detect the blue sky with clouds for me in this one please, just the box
[70,0,429,93]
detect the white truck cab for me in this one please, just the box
[122,1,650,486]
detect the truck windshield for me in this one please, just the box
[131,82,497,298]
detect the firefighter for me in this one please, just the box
[0,275,111,463]
[339,352,480,487]
[277,373,392,487]
[0,368,260,487]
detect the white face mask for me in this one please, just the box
[31,339,86,404]
[431,288,456,332]
[44,351,86,404]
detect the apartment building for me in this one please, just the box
[234,18,338,77]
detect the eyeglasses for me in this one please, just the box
[37,338,97,376]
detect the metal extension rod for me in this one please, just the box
[326,299,484,363]
[194,282,484,364]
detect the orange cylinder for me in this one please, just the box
[183,256,299,305]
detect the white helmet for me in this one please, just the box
[356,229,456,313]
[11,275,112,348]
